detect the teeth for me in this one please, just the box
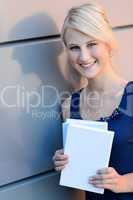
[81,60,96,67]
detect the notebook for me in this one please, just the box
[60,122,114,194]
[63,119,108,147]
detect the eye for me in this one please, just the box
[69,46,80,51]
[87,42,97,48]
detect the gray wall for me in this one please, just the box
[0,0,132,199]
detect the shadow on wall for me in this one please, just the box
[8,12,87,91]
[8,13,67,87]
[3,14,85,200]
[0,13,72,187]
[8,13,60,41]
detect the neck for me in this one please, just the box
[86,64,126,94]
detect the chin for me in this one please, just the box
[81,70,101,79]
[82,70,102,79]
[76,65,102,78]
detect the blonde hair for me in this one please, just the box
[61,1,117,52]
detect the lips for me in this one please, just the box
[80,60,97,68]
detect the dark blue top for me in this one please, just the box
[70,81,133,200]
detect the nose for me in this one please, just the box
[78,47,91,64]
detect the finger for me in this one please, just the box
[53,149,64,160]
[55,165,66,171]
[53,153,68,161]
[89,173,117,181]
[56,149,64,154]
[97,167,114,175]
[54,160,69,167]
[55,149,68,157]
[91,183,113,190]
[54,154,68,161]
[89,177,117,185]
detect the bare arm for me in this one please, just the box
[122,173,133,193]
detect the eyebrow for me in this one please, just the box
[67,40,97,47]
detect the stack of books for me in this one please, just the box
[60,119,114,194]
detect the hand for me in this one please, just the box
[89,167,126,193]
[52,149,69,171]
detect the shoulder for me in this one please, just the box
[125,81,133,93]
[61,96,71,121]
[120,81,133,117]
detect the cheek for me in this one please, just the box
[91,47,99,57]
[92,48,110,62]
[68,52,78,64]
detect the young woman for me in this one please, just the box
[53,1,133,199]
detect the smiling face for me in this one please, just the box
[64,28,111,79]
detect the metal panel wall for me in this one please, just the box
[0,0,132,200]
[113,28,133,81]
[0,0,133,42]
[0,40,68,186]
[0,173,84,200]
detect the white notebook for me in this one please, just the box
[60,123,114,194]
[63,119,108,147]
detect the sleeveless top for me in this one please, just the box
[70,81,133,200]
